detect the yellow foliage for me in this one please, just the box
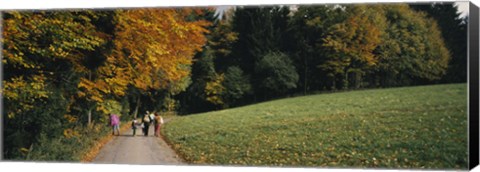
[96,99,122,116]
[205,73,225,105]
[63,128,79,139]
[322,5,384,73]
[3,9,210,121]
[55,8,213,116]
[96,105,108,114]
[2,75,49,118]
[64,114,78,123]
[101,8,210,94]
[3,11,106,73]
[78,78,106,103]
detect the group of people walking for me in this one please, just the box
[132,111,164,137]
[109,111,164,137]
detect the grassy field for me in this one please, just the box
[162,84,468,169]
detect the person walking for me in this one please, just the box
[153,112,164,137]
[142,112,152,136]
[131,119,139,136]
[110,114,120,136]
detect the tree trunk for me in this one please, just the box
[344,71,349,90]
[87,71,93,126]
[304,55,308,95]
[26,144,33,160]
[343,66,353,90]
[133,96,141,119]
[332,76,336,90]
[87,107,93,126]
[356,72,362,89]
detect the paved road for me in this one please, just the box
[93,123,185,165]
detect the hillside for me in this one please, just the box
[162,84,468,169]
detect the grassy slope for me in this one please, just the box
[162,84,468,169]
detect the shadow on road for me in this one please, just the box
[115,134,161,137]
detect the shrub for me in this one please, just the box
[26,124,111,161]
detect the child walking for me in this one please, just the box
[131,119,139,136]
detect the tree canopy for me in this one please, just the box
[2,4,465,160]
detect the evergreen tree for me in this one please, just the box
[222,66,252,107]
[178,9,240,114]
[230,6,291,100]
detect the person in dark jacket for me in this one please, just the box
[142,111,153,136]
[131,119,139,136]
[142,111,154,136]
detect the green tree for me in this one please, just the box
[289,5,349,92]
[231,7,290,72]
[230,6,291,101]
[222,66,252,107]
[374,4,450,86]
[178,9,239,114]
[210,12,239,72]
[180,48,218,113]
[410,3,468,83]
[255,51,299,99]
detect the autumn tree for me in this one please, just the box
[410,3,468,83]
[83,8,210,117]
[291,4,450,90]
[374,4,450,86]
[2,8,211,160]
[2,10,109,159]
[320,5,386,89]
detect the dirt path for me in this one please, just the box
[93,121,185,165]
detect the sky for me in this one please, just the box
[0,0,474,19]
[455,1,469,18]
[215,1,471,19]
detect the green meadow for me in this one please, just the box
[162,83,468,169]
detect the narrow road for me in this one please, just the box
[93,122,185,165]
